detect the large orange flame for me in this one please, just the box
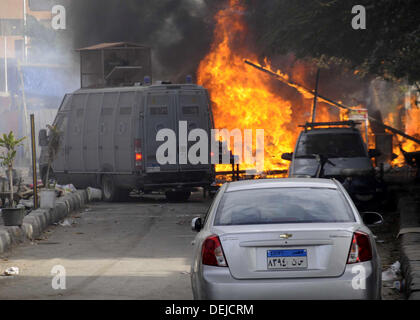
[197,0,313,172]
[385,96,420,166]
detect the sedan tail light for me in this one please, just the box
[202,235,228,267]
[347,231,372,264]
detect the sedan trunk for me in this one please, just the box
[214,223,357,280]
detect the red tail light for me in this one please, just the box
[134,139,142,169]
[347,231,372,264]
[202,235,228,267]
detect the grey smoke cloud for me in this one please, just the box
[68,0,224,82]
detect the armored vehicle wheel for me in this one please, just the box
[165,191,191,202]
[102,175,121,202]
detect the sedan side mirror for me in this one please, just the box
[361,212,384,226]
[281,152,293,161]
[191,217,202,232]
[368,149,381,158]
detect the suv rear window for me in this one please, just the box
[214,187,355,225]
[296,133,366,158]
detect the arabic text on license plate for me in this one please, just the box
[267,249,308,269]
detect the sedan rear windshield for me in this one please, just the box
[296,133,366,158]
[214,187,355,226]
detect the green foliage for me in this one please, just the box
[0,132,26,208]
[0,132,26,169]
[245,0,420,83]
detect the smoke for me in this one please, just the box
[68,0,225,82]
[241,0,411,128]
[16,5,79,108]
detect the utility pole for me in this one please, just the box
[311,69,320,123]
[23,0,28,62]
[244,59,420,146]
[1,19,8,93]
[30,114,38,209]
[3,36,7,93]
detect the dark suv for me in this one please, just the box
[282,121,383,204]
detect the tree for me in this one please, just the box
[244,0,420,83]
[0,132,26,208]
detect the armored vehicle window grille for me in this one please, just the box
[101,108,113,116]
[119,107,132,115]
[182,106,199,115]
[150,106,168,115]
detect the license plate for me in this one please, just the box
[267,249,308,269]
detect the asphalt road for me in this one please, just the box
[0,192,211,299]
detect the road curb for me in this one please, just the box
[398,189,420,300]
[0,189,95,255]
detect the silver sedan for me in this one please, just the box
[190,178,383,300]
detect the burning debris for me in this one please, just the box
[197,0,419,176]
[385,101,420,167]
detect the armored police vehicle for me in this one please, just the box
[38,43,215,201]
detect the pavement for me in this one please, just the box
[398,185,420,300]
[0,190,90,254]
[0,193,210,299]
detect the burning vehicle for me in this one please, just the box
[281,121,384,204]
